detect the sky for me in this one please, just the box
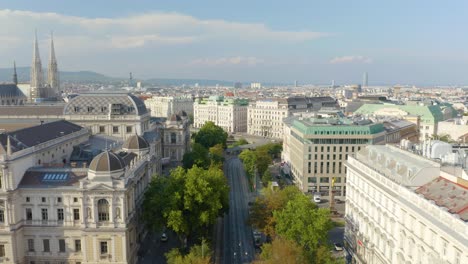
[0,0,467,85]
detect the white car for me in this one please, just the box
[313,193,321,203]
[160,233,168,242]
[334,243,343,251]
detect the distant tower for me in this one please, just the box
[294,80,298,87]
[362,72,368,87]
[331,80,335,88]
[13,61,18,85]
[30,30,44,99]
[47,32,60,95]
[129,72,133,87]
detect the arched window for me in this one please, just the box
[97,199,109,221]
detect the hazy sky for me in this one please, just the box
[0,0,467,85]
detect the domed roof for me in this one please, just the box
[123,134,149,150]
[89,151,126,172]
[178,110,188,117]
[169,113,182,122]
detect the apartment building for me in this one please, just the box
[161,112,191,166]
[193,96,248,133]
[282,114,385,198]
[248,96,337,139]
[144,96,193,118]
[345,144,467,264]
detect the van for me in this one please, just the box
[313,193,321,203]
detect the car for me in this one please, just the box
[334,243,343,251]
[313,193,321,203]
[160,233,168,242]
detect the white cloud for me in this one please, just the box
[329,55,373,64]
[0,9,328,53]
[190,56,264,66]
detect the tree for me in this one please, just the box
[274,194,332,257]
[253,237,308,264]
[256,143,282,158]
[209,143,225,167]
[234,138,249,147]
[166,240,212,264]
[248,186,303,237]
[239,149,257,186]
[256,150,272,175]
[143,166,229,243]
[194,121,228,149]
[314,245,344,264]
[182,143,210,169]
[261,170,272,187]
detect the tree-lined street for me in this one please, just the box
[220,157,255,264]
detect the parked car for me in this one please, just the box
[334,243,343,251]
[313,193,321,203]
[160,233,168,242]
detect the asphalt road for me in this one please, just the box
[221,157,255,264]
[138,230,180,264]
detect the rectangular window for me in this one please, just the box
[99,126,105,133]
[442,240,447,256]
[41,208,48,221]
[59,239,66,252]
[308,154,311,160]
[75,240,81,252]
[0,210,4,223]
[73,209,80,220]
[27,239,34,252]
[113,126,119,133]
[73,197,78,203]
[100,241,108,254]
[26,208,32,221]
[43,239,50,252]
[57,209,64,221]
[57,197,62,203]
[41,197,46,203]
[455,249,461,264]
[320,177,330,183]
[26,197,30,202]
[126,126,132,133]
[0,244,5,257]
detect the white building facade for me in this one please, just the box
[0,121,162,264]
[248,97,338,139]
[193,96,248,133]
[144,96,193,118]
[345,145,468,264]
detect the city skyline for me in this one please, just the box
[1,0,468,85]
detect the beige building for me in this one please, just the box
[63,92,151,140]
[282,115,385,198]
[345,144,468,264]
[0,121,162,264]
[144,96,193,118]
[162,112,191,166]
[193,96,249,133]
[248,97,337,139]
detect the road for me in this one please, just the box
[220,157,255,264]
[138,230,180,264]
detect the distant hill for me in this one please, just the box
[0,67,283,86]
[0,67,121,84]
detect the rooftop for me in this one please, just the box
[292,117,385,135]
[0,120,85,153]
[415,177,468,221]
[355,103,446,124]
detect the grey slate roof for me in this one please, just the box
[0,84,26,97]
[0,120,84,153]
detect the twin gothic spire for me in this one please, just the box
[30,30,60,99]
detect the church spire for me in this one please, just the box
[13,61,18,85]
[30,29,44,99]
[47,31,59,95]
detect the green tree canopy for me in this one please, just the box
[209,143,225,168]
[182,143,210,169]
[194,121,228,149]
[249,186,303,237]
[256,150,272,175]
[143,166,229,241]
[166,240,212,264]
[274,194,332,256]
[253,237,308,264]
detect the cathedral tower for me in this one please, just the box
[13,61,18,85]
[30,30,44,99]
[47,32,59,95]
